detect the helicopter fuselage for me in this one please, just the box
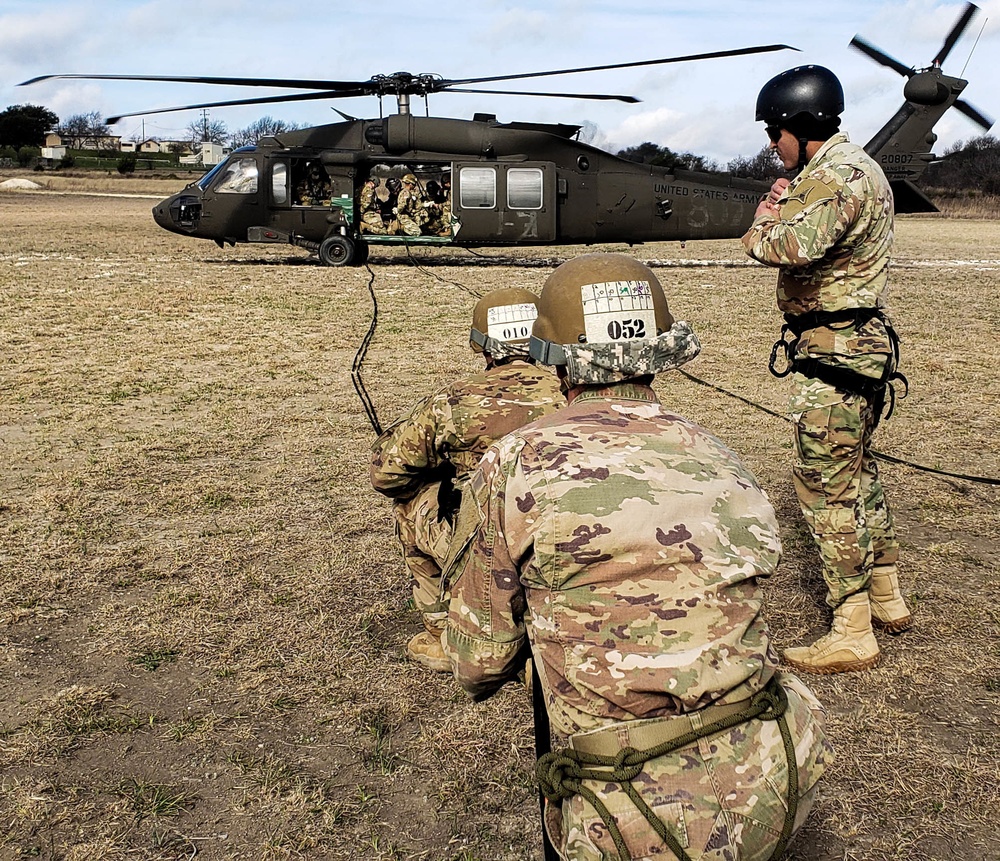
[152,114,770,264]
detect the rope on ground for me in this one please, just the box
[677,368,1000,486]
[352,263,383,436]
[402,242,483,299]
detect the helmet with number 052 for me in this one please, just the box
[470,288,541,360]
[529,253,701,385]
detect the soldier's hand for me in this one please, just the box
[767,177,790,205]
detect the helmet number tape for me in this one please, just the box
[581,280,656,344]
[487,302,538,343]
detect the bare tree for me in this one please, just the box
[57,111,112,149]
[727,146,786,181]
[186,118,229,147]
[230,116,302,148]
[925,135,1000,194]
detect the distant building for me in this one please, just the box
[43,133,194,157]
[179,141,229,167]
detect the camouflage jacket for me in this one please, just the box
[359,182,379,213]
[742,133,897,379]
[395,185,427,223]
[444,382,782,735]
[370,360,564,501]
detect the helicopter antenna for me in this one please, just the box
[960,17,987,78]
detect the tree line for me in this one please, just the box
[0,103,303,155]
[617,136,1000,195]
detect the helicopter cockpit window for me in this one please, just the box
[214,157,258,194]
[271,163,288,205]
[459,167,496,209]
[507,168,543,210]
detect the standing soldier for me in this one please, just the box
[371,289,563,671]
[393,173,427,236]
[742,65,911,675]
[359,175,388,234]
[444,254,832,860]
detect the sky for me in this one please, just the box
[3,0,998,164]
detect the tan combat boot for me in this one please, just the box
[406,631,452,673]
[869,565,913,633]
[783,593,881,674]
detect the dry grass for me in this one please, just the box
[1,179,998,861]
[927,192,1000,219]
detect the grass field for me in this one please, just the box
[1,180,998,861]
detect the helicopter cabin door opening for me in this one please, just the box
[267,156,353,237]
[453,162,556,243]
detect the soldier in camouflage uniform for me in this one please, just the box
[742,66,912,675]
[359,175,388,234]
[393,173,427,236]
[444,254,831,860]
[371,289,563,671]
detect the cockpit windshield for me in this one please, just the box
[197,146,256,192]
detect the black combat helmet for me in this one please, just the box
[755,65,844,125]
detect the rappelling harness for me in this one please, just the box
[768,306,908,426]
[535,675,798,861]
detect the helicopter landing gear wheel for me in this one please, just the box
[318,235,354,266]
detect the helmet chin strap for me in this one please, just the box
[797,136,810,172]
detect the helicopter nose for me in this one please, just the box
[152,192,202,234]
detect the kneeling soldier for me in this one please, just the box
[371,289,563,671]
[445,254,832,860]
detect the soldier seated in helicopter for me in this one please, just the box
[393,173,429,236]
[421,179,449,236]
[358,174,388,234]
[380,177,402,233]
[294,161,332,206]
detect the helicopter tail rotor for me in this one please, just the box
[850,1,992,132]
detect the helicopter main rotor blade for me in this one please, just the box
[849,35,913,76]
[933,1,978,67]
[441,44,798,88]
[20,72,373,91]
[445,87,640,103]
[105,89,370,124]
[954,98,994,131]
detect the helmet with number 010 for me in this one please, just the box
[470,288,541,360]
[529,253,701,385]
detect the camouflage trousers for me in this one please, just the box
[395,213,422,236]
[392,482,454,633]
[546,673,831,861]
[789,374,899,607]
[360,211,388,234]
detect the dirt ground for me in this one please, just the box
[1,181,998,861]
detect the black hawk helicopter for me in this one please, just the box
[21,2,993,266]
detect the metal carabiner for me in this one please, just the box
[768,325,796,378]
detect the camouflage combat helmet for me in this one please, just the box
[530,253,701,385]
[470,288,541,360]
[755,65,843,126]
[402,173,418,185]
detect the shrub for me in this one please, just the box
[117,154,137,175]
[17,145,38,167]
[59,154,76,169]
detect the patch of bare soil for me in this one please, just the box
[1,185,997,860]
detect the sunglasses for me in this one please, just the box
[765,125,783,143]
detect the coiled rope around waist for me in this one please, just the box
[535,676,798,861]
